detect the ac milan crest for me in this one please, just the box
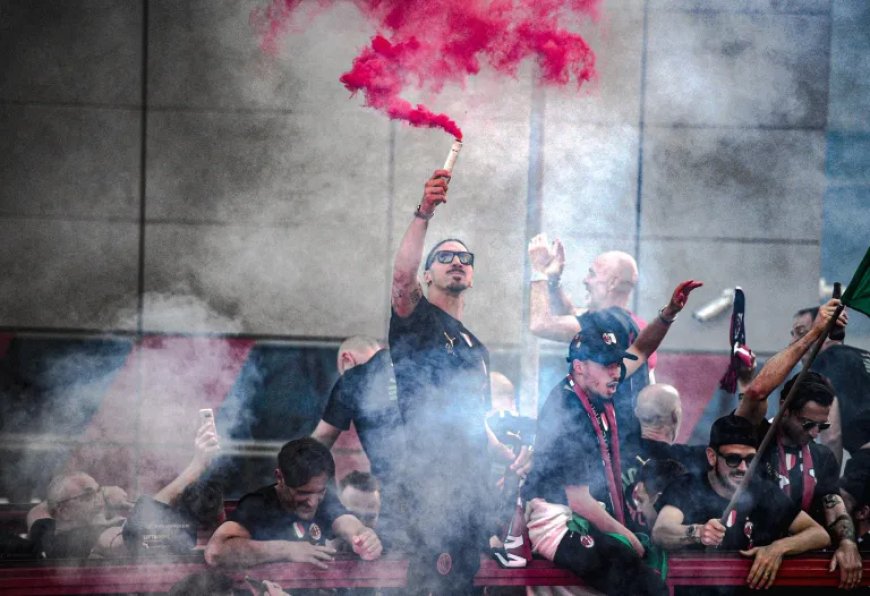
[436,552,453,575]
[309,523,322,541]
[743,518,754,549]
[580,535,595,548]
[602,332,617,345]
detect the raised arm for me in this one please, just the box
[153,419,219,505]
[392,170,450,318]
[528,235,583,341]
[310,420,342,449]
[740,510,830,590]
[736,299,846,425]
[565,484,644,557]
[205,521,337,568]
[625,280,703,377]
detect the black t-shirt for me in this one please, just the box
[389,297,491,491]
[524,379,623,520]
[756,420,840,520]
[640,439,709,479]
[656,473,799,550]
[812,344,870,453]
[29,518,122,559]
[321,349,403,486]
[229,484,347,543]
[388,296,493,549]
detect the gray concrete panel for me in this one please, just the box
[146,109,391,225]
[143,221,389,337]
[650,0,830,14]
[0,104,140,219]
[541,123,639,239]
[640,127,825,241]
[148,0,372,112]
[0,217,139,329]
[645,10,829,127]
[828,0,870,132]
[636,238,820,353]
[0,0,142,105]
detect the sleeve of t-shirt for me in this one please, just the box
[321,377,352,430]
[28,518,55,551]
[390,296,434,337]
[813,445,841,502]
[228,492,268,534]
[320,488,349,528]
[655,473,696,515]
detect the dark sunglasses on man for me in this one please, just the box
[433,250,474,266]
[799,419,831,432]
[717,452,754,468]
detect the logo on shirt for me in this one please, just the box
[309,523,322,542]
[726,509,737,528]
[580,535,595,548]
[293,522,306,539]
[437,552,453,575]
[743,518,754,549]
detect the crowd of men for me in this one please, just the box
[16,170,870,595]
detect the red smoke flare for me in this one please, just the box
[254,0,599,140]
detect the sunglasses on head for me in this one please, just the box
[717,451,754,468]
[432,250,474,266]
[800,419,831,432]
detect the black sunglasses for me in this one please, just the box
[433,250,474,266]
[717,451,754,468]
[800,419,831,432]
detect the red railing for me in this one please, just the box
[0,552,866,595]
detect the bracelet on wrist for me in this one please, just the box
[530,271,548,283]
[658,307,677,325]
[414,204,433,220]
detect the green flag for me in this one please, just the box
[842,245,870,318]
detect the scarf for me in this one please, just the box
[776,433,815,511]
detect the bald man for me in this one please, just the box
[634,384,707,478]
[528,236,658,462]
[311,336,404,548]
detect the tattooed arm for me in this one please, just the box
[823,493,863,589]
[392,170,450,318]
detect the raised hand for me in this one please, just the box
[665,280,704,317]
[418,169,451,218]
[193,419,221,467]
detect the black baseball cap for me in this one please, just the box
[709,414,758,449]
[567,309,639,366]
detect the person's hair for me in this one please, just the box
[45,472,92,511]
[168,569,234,596]
[780,371,835,411]
[424,238,469,270]
[337,336,382,370]
[339,470,380,494]
[634,384,680,430]
[794,306,819,321]
[638,458,686,496]
[178,479,224,526]
[277,438,335,488]
[709,414,757,449]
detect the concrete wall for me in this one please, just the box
[1,0,867,354]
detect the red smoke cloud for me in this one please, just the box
[254,0,600,140]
